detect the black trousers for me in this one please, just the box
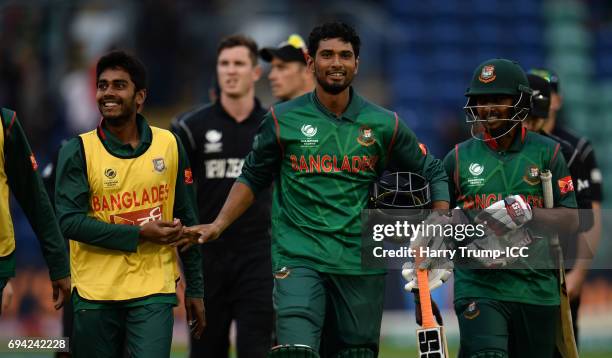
[190,241,273,358]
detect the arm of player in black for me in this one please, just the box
[567,141,603,299]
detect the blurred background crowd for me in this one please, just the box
[1,0,612,356]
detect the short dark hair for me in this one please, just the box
[308,22,361,58]
[96,50,147,91]
[217,34,259,66]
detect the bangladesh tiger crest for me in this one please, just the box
[464,301,480,320]
[357,126,376,146]
[479,65,496,83]
[152,158,166,172]
[523,165,541,185]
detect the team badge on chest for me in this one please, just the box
[153,158,166,172]
[523,165,541,185]
[357,126,376,146]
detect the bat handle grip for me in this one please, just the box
[416,256,436,329]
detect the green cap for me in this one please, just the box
[465,58,532,97]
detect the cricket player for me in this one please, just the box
[172,35,273,358]
[528,68,604,352]
[176,22,450,358]
[260,34,315,102]
[0,108,71,315]
[55,50,204,358]
[444,58,579,357]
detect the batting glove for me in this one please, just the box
[402,261,452,293]
[475,195,532,235]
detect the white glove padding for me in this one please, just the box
[475,195,532,235]
[402,261,452,292]
[403,211,455,292]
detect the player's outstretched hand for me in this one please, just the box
[173,224,222,252]
[51,276,71,310]
[139,219,183,244]
[414,291,443,326]
[185,297,205,339]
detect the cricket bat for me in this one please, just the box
[415,256,449,358]
[541,170,579,358]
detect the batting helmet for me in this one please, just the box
[464,58,533,139]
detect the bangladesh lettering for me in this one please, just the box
[91,184,170,212]
[289,154,379,173]
[461,193,544,209]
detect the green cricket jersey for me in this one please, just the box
[444,128,577,305]
[55,114,203,309]
[0,108,69,281]
[238,89,449,275]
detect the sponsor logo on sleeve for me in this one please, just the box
[418,143,427,155]
[558,176,574,195]
[184,168,193,184]
[30,154,38,171]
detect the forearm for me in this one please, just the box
[530,207,579,234]
[213,180,255,233]
[432,200,450,210]
[60,213,140,252]
[572,202,602,271]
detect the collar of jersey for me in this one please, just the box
[482,126,527,153]
[311,87,362,122]
[96,114,152,158]
[214,97,263,123]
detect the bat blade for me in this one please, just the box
[416,326,448,358]
[540,170,579,358]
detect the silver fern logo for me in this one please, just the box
[301,124,317,137]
